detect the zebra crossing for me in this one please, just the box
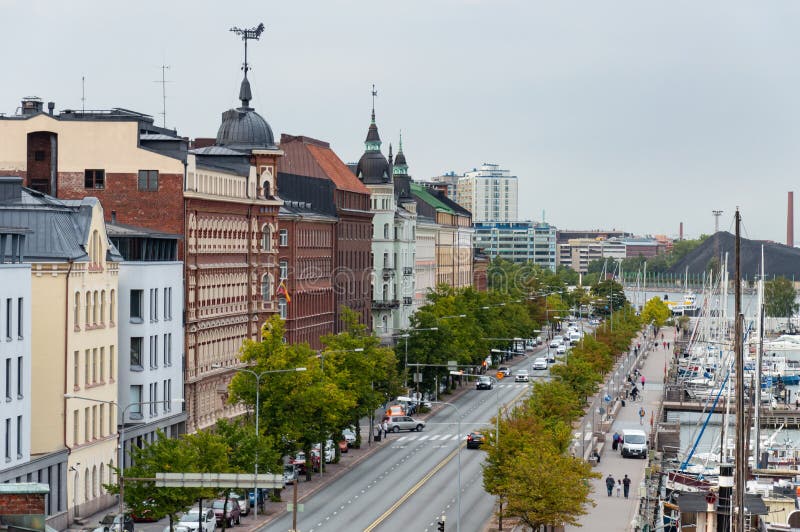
[392,433,464,442]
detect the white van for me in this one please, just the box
[620,429,648,459]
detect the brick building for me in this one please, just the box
[277,202,336,348]
[278,135,373,332]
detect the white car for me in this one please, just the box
[514,370,530,382]
[557,344,568,354]
[532,358,548,371]
[176,508,216,532]
[342,427,357,447]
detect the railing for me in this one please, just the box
[372,299,400,310]
[403,267,413,276]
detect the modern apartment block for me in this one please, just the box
[109,224,185,467]
[455,163,518,223]
[0,178,119,523]
[473,221,557,271]
[557,238,627,273]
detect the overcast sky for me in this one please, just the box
[2,0,799,242]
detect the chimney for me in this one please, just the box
[679,222,683,241]
[47,101,55,115]
[788,191,794,247]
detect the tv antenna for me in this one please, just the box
[229,23,265,75]
[81,76,86,112]
[153,65,171,128]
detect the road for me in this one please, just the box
[262,346,551,532]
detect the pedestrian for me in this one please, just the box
[639,406,646,425]
[612,431,620,451]
[795,397,799,410]
[631,386,639,401]
[605,474,615,497]
[637,342,641,351]
[640,375,646,388]
[616,479,622,497]
[622,474,631,498]
[667,341,670,350]
[591,448,601,464]
[382,419,389,439]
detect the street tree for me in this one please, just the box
[641,297,671,328]
[591,279,627,314]
[765,276,799,322]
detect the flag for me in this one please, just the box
[277,280,292,304]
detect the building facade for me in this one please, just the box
[0,178,119,522]
[277,202,336,349]
[473,221,557,270]
[110,225,185,467]
[277,135,373,332]
[455,163,518,223]
[414,216,437,308]
[557,238,627,273]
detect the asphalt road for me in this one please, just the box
[262,347,551,532]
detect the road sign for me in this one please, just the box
[447,360,458,371]
[449,370,464,376]
[154,472,282,488]
[413,372,423,382]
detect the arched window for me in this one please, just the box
[261,224,272,251]
[85,291,91,326]
[84,468,90,502]
[262,180,271,198]
[100,290,106,324]
[382,284,388,301]
[261,274,272,302]
[92,291,98,325]
[99,463,105,493]
[109,290,116,325]
[92,465,97,497]
[74,292,81,329]
[383,223,389,239]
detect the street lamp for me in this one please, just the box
[219,365,307,517]
[429,401,462,532]
[393,328,439,388]
[64,394,185,516]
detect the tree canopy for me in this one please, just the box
[765,277,799,319]
[641,297,672,327]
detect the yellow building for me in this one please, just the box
[0,177,119,519]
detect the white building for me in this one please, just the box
[557,238,627,273]
[456,163,518,223]
[414,217,438,308]
[474,221,557,271]
[0,260,31,473]
[109,224,185,467]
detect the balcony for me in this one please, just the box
[402,297,413,306]
[372,299,400,310]
[403,267,413,276]
[382,268,395,280]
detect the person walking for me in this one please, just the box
[616,479,622,497]
[640,374,646,388]
[605,474,615,497]
[382,419,389,439]
[639,406,646,425]
[622,474,631,498]
[612,432,620,451]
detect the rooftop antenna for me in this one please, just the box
[712,209,723,233]
[229,23,265,77]
[153,64,171,128]
[81,76,86,112]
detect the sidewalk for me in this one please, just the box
[565,324,675,532]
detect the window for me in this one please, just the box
[152,382,158,416]
[163,379,171,411]
[130,290,143,321]
[109,290,116,325]
[137,170,159,191]
[85,291,91,325]
[5,298,10,339]
[73,351,79,389]
[164,287,171,320]
[16,356,22,398]
[84,169,105,189]
[279,260,288,280]
[92,348,97,383]
[92,405,97,439]
[149,289,159,322]
[110,346,115,381]
[73,410,79,445]
[99,348,104,383]
[163,333,171,366]
[5,418,9,461]
[100,291,105,324]
[108,404,115,436]
[261,274,272,302]
[92,291,98,324]
[84,407,90,442]
[279,229,288,247]
[16,298,22,338]
[99,404,105,438]
[383,223,389,239]
[261,224,272,251]
[130,337,143,368]
[129,386,143,419]
[74,293,80,329]
[16,415,21,458]
[4,358,10,401]
[149,335,158,368]
[278,298,287,319]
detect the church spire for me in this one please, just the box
[364,83,382,152]
[393,130,408,176]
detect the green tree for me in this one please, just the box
[640,297,671,327]
[765,277,799,321]
[590,279,627,314]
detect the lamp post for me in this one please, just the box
[222,366,307,517]
[394,328,438,388]
[429,401,462,532]
[64,394,185,516]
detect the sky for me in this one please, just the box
[2,0,799,242]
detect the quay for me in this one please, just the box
[662,400,800,428]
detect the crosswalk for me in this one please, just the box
[392,433,464,442]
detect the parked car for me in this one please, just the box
[95,514,134,532]
[385,404,406,417]
[532,358,548,371]
[283,464,299,485]
[466,432,486,449]
[514,370,530,382]
[211,499,240,527]
[228,492,248,516]
[291,451,320,474]
[312,440,335,463]
[476,376,493,390]
[342,427,357,447]
[176,509,215,532]
[387,415,425,432]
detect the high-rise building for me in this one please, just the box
[456,163,518,222]
[473,221,557,271]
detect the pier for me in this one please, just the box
[662,401,800,428]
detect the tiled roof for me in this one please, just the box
[279,135,369,195]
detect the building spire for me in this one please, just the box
[371,83,377,123]
[229,22,265,109]
[398,130,403,154]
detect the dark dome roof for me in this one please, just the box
[356,150,390,183]
[216,108,276,151]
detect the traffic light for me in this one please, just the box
[437,515,446,531]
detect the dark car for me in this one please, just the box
[476,376,493,390]
[211,499,240,527]
[466,432,486,449]
[95,513,134,532]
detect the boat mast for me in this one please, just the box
[734,209,746,532]
[754,246,765,468]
